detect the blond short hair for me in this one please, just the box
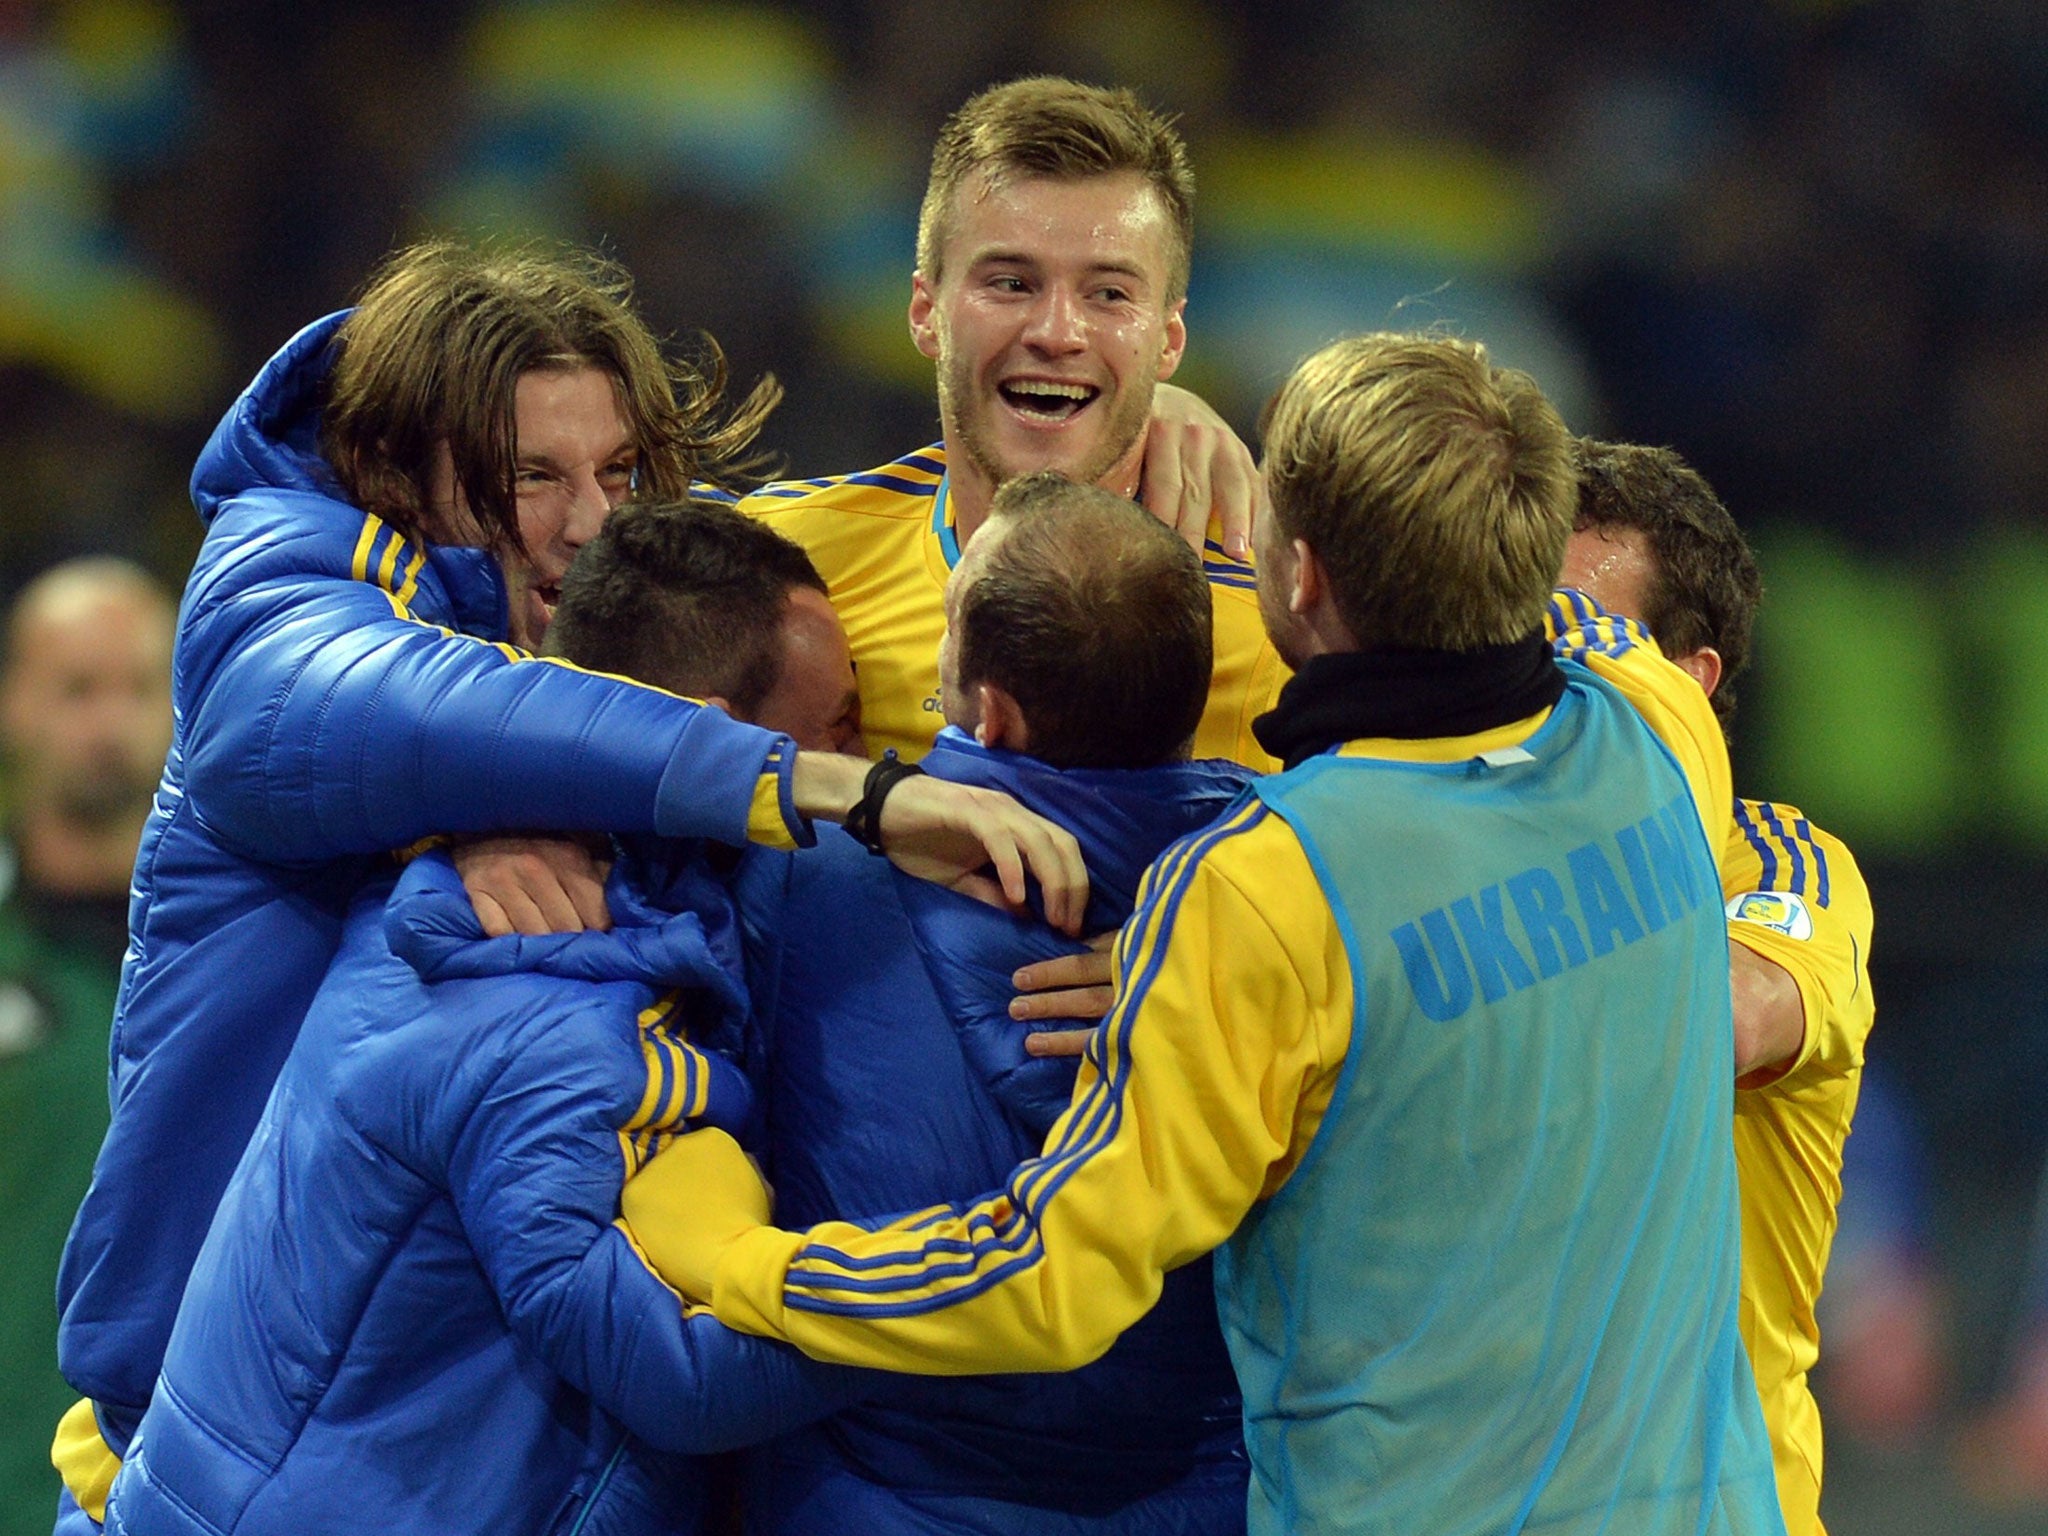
[1262,333,1574,651]
[916,77,1195,302]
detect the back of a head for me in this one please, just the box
[547,500,824,715]
[917,76,1196,302]
[956,472,1211,770]
[321,238,779,556]
[1574,438,1761,727]
[1263,332,1574,652]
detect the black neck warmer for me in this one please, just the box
[1252,632,1567,770]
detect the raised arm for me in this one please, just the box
[180,559,795,861]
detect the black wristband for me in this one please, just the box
[844,749,926,855]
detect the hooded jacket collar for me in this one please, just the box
[383,840,748,1028]
[189,308,512,642]
[918,727,1254,935]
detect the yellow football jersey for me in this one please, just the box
[733,446,1287,771]
[1723,802,1874,1536]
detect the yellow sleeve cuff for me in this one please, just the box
[713,1223,806,1339]
[52,1397,119,1523]
[1729,923,1832,1084]
[745,748,811,850]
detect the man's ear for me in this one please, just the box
[972,682,1030,754]
[1674,647,1723,699]
[1289,537,1323,616]
[1155,298,1188,381]
[909,273,941,361]
[1289,538,1362,652]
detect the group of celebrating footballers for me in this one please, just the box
[42,74,1870,1536]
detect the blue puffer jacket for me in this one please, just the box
[105,845,869,1536]
[735,729,1254,1535]
[56,313,798,1459]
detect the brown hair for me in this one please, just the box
[1573,438,1762,729]
[321,239,779,557]
[548,499,826,713]
[956,472,1211,769]
[1262,333,1574,651]
[917,77,1196,301]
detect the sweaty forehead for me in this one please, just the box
[1559,524,1657,623]
[949,170,1177,268]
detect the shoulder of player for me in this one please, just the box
[1137,797,1319,956]
[445,972,646,1088]
[1723,798,1867,915]
[1547,595,1723,788]
[733,446,947,524]
[1192,523,1262,601]
[1543,588,1661,661]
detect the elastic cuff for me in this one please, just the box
[714,1225,806,1341]
[52,1397,120,1523]
[745,746,815,851]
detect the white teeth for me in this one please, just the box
[1008,381,1093,400]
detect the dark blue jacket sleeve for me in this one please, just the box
[444,999,872,1453]
[178,563,787,861]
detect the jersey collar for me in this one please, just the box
[930,473,962,569]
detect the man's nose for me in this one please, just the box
[563,469,612,547]
[1021,286,1087,354]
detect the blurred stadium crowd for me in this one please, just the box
[1,0,2046,1530]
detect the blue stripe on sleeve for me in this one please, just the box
[1794,814,1832,906]
[1733,801,1781,890]
[1756,802,1808,895]
[839,472,940,497]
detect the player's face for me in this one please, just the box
[751,586,865,755]
[1557,525,1656,624]
[429,366,639,651]
[0,586,173,828]
[913,172,1187,511]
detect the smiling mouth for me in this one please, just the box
[998,380,1100,423]
[533,581,561,625]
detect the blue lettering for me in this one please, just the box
[1615,826,1667,934]
[1450,886,1537,1001]
[1505,865,1589,978]
[1639,799,1703,918]
[1567,842,1646,957]
[1392,908,1474,1022]
[1656,799,1710,914]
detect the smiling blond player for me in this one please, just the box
[733,78,1286,772]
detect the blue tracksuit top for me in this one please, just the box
[104,845,869,1536]
[56,312,796,1449]
[733,729,1253,1534]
